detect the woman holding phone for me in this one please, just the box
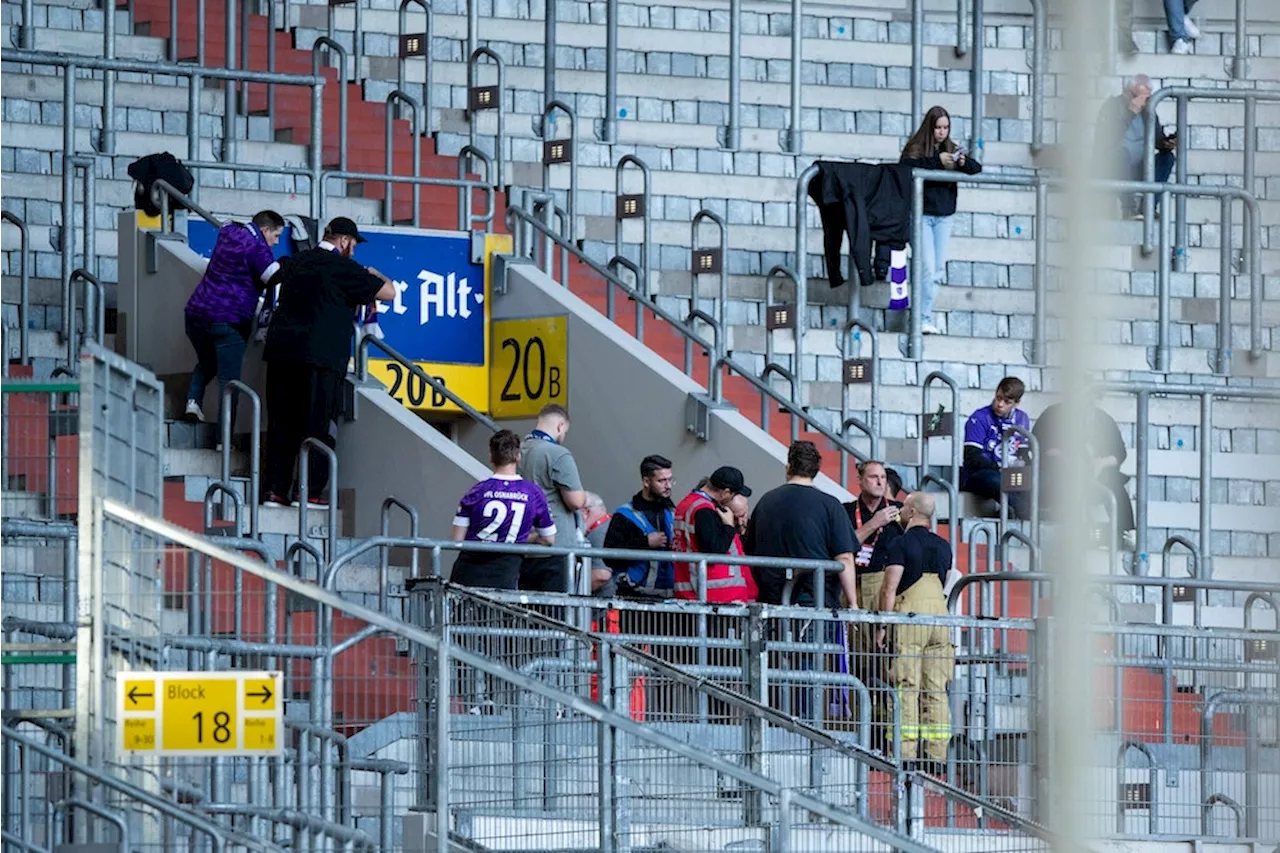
[900,106,982,335]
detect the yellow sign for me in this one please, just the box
[489,316,569,419]
[118,671,282,756]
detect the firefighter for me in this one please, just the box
[875,491,954,765]
[672,468,756,603]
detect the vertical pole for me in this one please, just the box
[434,639,450,848]
[785,0,802,154]
[467,0,478,62]
[21,0,34,47]
[1134,391,1149,572]
[969,0,984,158]
[267,0,277,123]
[743,609,765,826]
[239,0,251,115]
[1032,179,1047,363]
[60,67,76,354]
[1198,392,1213,578]
[223,0,238,164]
[544,0,556,104]
[188,72,202,199]
[725,0,741,150]
[910,0,923,127]
[1241,97,1255,272]
[1155,189,1172,372]
[196,0,206,65]
[1216,196,1232,375]
[102,0,116,155]
[1173,97,1189,271]
[311,82,324,221]
[1030,0,1045,154]
[596,642,616,853]
[601,0,618,143]
[1231,0,1248,78]
[907,174,925,359]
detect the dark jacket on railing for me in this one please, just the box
[127,152,194,216]
[899,152,983,218]
[807,161,914,289]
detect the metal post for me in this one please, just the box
[1174,97,1189,271]
[614,155,651,291]
[196,0,206,65]
[238,0,250,115]
[60,66,76,352]
[743,609,765,825]
[600,0,618,142]
[188,72,201,196]
[310,80,324,222]
[457,145,493,231]
[101,0,116,155]
[354,1,363,89]
[1152,190,1172,373]
[1134,391,1149,571]
[1216,196,1232,375]
[724,0,741,150]
[1031,179,1047,363]
[385,91,422,227]
[544,0,556,104]
[1241,96,1255,271]
[1198,392,1212,578]
[597,641,617,853]
[266,0,277,123]
[969,0,984,158]
[399,0,433,135]
[467,0,477,61]
[911,0,923,127]
[467,48,506,192]
[540,100,578,242]
[1231,0,1248,78]
[783,0,802,154]
[1030,0,1045,154]
[223,0,237,163]
[955,0,969,57]
[1,212,29,366]
[313,38,348,172]
[906,173,925,359]
[691,209,728,402]
[21,0,34,47]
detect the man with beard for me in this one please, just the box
[603,454,676,599]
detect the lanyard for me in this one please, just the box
[528,429,557,444]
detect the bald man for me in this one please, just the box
[876,492,955,766]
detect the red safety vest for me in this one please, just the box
[671,490,755,603]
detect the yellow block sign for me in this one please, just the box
[118,671,282,756]
[489,316,569,419]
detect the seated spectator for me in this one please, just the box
[603,455,677,599]
[581,492,616,595]
[961,376,1032,520]
[517,404,587,592]
[745,441,858,609]
[1094,75,1176,219]
[449,430,556,591]
[672,467,757,603]
[183,210,285,424]
[1032,402,1137,547]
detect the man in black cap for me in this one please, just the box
[261,217,395,507]
[671,466,756,602]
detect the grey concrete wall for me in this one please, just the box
[338,383,491,559]
[456,258,852,512]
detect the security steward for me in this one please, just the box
[603,454,677,598]
[672,468,756,603]
[261,217,395,507]
[875,491,954,765]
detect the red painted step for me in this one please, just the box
[2,387,79,517]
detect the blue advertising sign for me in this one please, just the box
[186,220,486,367]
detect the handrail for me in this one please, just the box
[100,499,932,853]
[319,171,494,232]
[311,37,348,173]
[54,797,129,849]
[380,496,421,610]
[355,334,499,431]
[384,90,423,227]
[691,208,729,388]
[764,264,804,398]
[684,308,722,402]
[614,154,652,290]
[2,211,30,365]
[539,99,579,242]
[839,317,879,475]
[1,47,323,84]
[65,269,105,368]
[1116,741,1159,835]
[2,727,234,853]
[1200,691,1277,837]
[759,362,799,445]
[1203,793,1245,839]
[948,570,1280,615]
[999,424,1039,533]
[466,46,507,189]
[62,154,96,361]
[297,437,338,561]
[1244,592,1277,631]
[456,144,494,231]
[152,179,223,232]
[219,379,261,538]
[921,370,962,498]
[448,582,1055,842]
[509,205,869,477]
[398,0,433,135]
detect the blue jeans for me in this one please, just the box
[1164,0,1197,42]
[185,316,248,424]
[918,215,952,325]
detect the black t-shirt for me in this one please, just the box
[882,526,953,597]
[844,496,904,576]
[744,483,856,607]
[264,246,384,373]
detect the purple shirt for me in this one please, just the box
[453,474,556,544]
[963,405,1032,470]
[185,222,280,324]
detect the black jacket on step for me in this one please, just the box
[807,161,915,289]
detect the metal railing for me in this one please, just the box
[65,269,105,369]
[839,316,879,468]
[614,154,652,291]
[1141,88,1280,273]
[2,211,30,365]
[318,169,494,232]
[384,90,423,225]
[466,46,507,189]
[218,379,261,538]
[398,0,433,135]
[312,36,349,172]
[354,334,499,431]
[782,0,802,154]
[539,99,579,242]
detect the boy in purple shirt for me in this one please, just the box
[961,376,1032,519]
[450,430,557,590]
[183,210,285,424]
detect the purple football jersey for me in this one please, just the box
[453,475,556,544]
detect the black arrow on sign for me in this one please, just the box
[127,685,153,705]
[246,684,273,704]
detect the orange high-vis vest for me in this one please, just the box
[671,490,756,603]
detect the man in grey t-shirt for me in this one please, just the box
[516,404,587,592]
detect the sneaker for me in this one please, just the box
[261,492,291,508]
[1183,15,1200,39]
[1122,530,1137,551]
[297,494,330,509]
[184,400,205,422]
[921,322,942,335]
[1128,209,1145,221]
[1170,38,1192,55]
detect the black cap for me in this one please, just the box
[708,466,751,498]
[327,216,367,243]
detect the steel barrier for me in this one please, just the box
[466,46,507,189]
[312,37,349,173]
[1,211,30,366]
